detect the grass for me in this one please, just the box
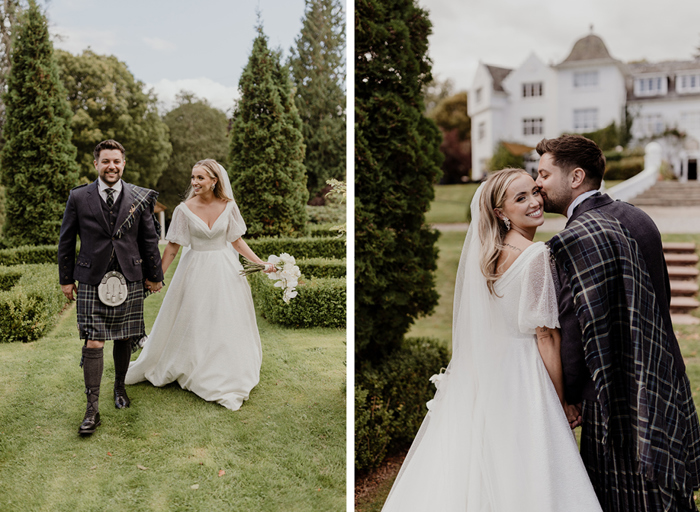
[425,184,479,224]
[0,251,346,512]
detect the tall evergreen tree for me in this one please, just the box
[288,0,346,198]
[157,92,228,218]
[0,1,79,246]
[229,26,308,238]
[55,49,171,189]
[0,0,22,149]
[355,0,443,359]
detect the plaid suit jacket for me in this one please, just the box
[549,206,700,494]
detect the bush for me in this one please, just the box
[306,204,346,225]
[309,225,342,238]
[297,258,346,279]
[247,236,345,260]
[355,337,450,472]
[0,245,59,266]
[0,264,66,343]
[248,272,345,328]
[604,156,645,181]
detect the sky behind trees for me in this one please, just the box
[47,0,307,113]
[416,0,700,92]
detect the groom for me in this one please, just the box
[536,134,700,510]
[58,139,164,435]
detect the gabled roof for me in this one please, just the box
[627,60,700,75]
[485,64,512,92]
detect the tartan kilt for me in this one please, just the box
[76,280,146,341]
[580,380,700,512]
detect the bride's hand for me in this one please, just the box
[263,263,277,274]
[563,401,582,429]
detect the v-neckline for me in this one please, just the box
[182,201,230,230]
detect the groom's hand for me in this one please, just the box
[61,283,77,301]
[564,402,582,429]
[145,279,163,293]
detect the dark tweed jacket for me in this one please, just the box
[58,180,164,286]
[549,199,700,494]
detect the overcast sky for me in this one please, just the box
[416,0,700,93]
[47,0,310,113]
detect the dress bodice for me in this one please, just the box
[166,201,247,252]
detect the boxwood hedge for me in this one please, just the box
[247,236,345,260]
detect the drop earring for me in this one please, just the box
[503,217,511,231]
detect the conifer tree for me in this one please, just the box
[355,0,443,359]
[0,1,79,246]
[229,26,308,238]
[288,0,346,198]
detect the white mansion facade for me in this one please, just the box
[469,33,700,181]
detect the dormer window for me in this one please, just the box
[573,71,598,88]
[522,82,543,97]
[634,76,667,97]
[677,73,700,94]
[476,88,482,103]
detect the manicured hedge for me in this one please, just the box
[247,236,345,260]
[248,272,345,328]
[309,224,342,238]
[297,258,346,279]
[0,244,58,266]
[355,337,450,472]
[604,156,644,181]
[306,204,346,225]
[0,264,66,343]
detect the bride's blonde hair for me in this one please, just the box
[478,168,531,295]
[185,159,233,202]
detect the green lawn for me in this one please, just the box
[0,253,346,512]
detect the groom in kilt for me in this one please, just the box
[58,139,164,435]
[536,134,700,511]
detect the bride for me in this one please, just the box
[125,159,273,411]
[381,169,602,511]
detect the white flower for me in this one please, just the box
[429,373,443,389]
[265,253,300,303]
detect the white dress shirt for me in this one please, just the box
[566,190,598,219]
[98,178,123,204]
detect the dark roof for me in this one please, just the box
[485,64,512,92]
[627,60,700,75]
[560,34,615,64]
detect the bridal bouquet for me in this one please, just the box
[240,253,301,303]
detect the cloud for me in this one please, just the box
[147,77,240,113]
[51,26,118,55]
[142,37,177,52]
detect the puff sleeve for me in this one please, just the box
[225,201,247,243]
[166,205,190,247]
[518,245,560,334]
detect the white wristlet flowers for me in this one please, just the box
[240,253,301,303]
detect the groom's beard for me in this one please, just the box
[540,191,570,216]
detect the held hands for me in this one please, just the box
[61,283,77,301]
[564,402,583,429]
[145,279,163,293]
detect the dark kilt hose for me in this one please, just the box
[549,212,700,512]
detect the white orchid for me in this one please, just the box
[265,253,300,304]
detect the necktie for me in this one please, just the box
[106,188,115,208]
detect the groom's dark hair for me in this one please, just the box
[94,139,126,161]
[536,135,605,189]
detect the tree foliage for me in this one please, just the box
[229,26,308,238]
[0,0,22,149]
[157,92,228,218]
[55,49,171,188]
[429,91,472,183]
[489,141,525,171]
[0,1,79,246]
[355,0,443,360]
[288,0,346,198]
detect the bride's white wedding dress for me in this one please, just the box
[382,187,602,511]
[125,200,262,411]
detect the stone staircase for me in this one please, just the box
[665,242,700,325]
[631,181,700,207]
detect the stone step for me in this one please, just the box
[646,182,700,189]
[670,280,699,296]
[664,253,700,266]
[671,314,700,325]
[632,198,700,206]
[670,296,700,314]
[663,242,697,254]
[668,266,700,280]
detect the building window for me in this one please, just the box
[476,87,482,103]
[573,71,598,88]
[522,82,543,97]
[573,108,598,131]
[678,74,700,94]
[639,113,664,136]
[680,111,700,132]
[478,122,486,141]
[523,118,544,136]
[635,76,667,97]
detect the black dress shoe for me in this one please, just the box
[79,411,101,435]
[114,388,130,409]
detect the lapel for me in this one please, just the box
[565,192,613,228]
[86,180,111,235]
[114,181,134,235]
